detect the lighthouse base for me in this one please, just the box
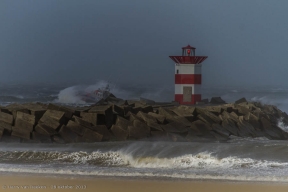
[175,94,201,105]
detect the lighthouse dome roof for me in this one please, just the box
[182,45,196,49]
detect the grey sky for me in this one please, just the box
[1,0,288,88]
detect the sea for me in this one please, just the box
[1,80,288,182]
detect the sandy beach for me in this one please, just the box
[0,174,287,192]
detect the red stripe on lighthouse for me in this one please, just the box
[174,94,201,104]
[175,74,202,84]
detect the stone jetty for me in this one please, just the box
[0,96,288,143]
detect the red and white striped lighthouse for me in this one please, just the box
[169,45,208,105]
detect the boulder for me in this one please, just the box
[210,97,226,104]
[110,125,128,141]
[0,121,12,132]
[195,108,222,125]
[212,124,230,137]
[128,125,148,139]
[158,107,178,122]
[72,115,93,128]
[41,110,66,123]
[0,111,13,125]
[136,111,158,124]
[11,129,30,140]
[59,125,78,143]
[35,123,58,136]
[221,118,238,136]
[192,120,212,134]
[116,116,132,130]
[39,116,61,130]
[235,97,248,104]
[16,111,35,125]
[244,112,260,130]
[236,118,257,137]
[47,103,74,119]
[147,112,166,124]
[128,112,144,122]
[80,112,97,126]
[133,120,150,134]
[14,118,34,132]
[32,132,52,143]
[172,106,194,122]
[141,106,154,113]
[235,104,251,116]
[66,120,87,136]
[205,106,223,115]
[77,128,103,142]
[88,105,114,128]
[89,125,112,141]
[147,121,164,131]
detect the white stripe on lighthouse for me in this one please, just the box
[175,84,201,94]
[175,64,202,74]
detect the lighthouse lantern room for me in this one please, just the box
[169,45,208,105]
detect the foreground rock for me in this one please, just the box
[0,97,288,143]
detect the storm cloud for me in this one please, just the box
[1,0,288,88]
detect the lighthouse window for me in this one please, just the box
[176,70,179,74]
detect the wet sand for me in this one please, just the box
[0,174,287,192]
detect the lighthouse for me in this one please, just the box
[169,45,208,105]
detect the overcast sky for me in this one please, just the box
[1,0,288,88]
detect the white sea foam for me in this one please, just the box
[277,118,288,132]
[52,151,288,169]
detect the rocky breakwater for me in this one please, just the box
[0,97,288,143]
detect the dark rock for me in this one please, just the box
[116,116,132,130]
[235,104,251,116]
[41,110,65,124]
[66,120,87,136]
[89,125,112,141]
[196,108,222,125]
[235,97,248,104]
[72,115,93,128]
[147,121,164,131]
[212,124,230,137]
[35,123,58,136]
[133,120,150,134]
[11,129,30,140]
[39,116,61,130]
[128,125,148,139]
[0,111,13,125]
[158,107,178,122]
[16,111,35,125]
[147,112,166,124]
[77,128,103,142]
[136,111,158,124]
[89,105,114,128]
[32,132,52,143]
[14,118,34,132]
[47,103,74,119]
[110,125,128,141]
[59,125,78,143]
[221,118,238,136]
[0,121,12,132]
[210,97,226,104]
[80,112,97,126]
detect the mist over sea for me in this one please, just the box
[1,81,288,182]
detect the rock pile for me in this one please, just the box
[0,97,287,143]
